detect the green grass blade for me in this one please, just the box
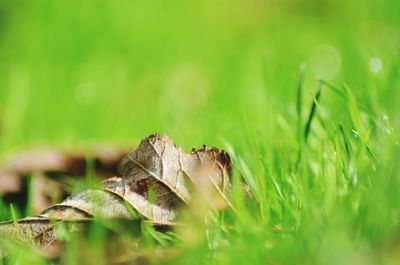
[304,82,323,141]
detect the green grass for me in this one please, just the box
[1,0,400,264]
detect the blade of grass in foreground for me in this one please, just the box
[339,124,351,161]
[311,92,336,143]
[296,80,322,170]
[9,204,17,225]
[294,65,306,171]
[296,63,306,142]
[342,84,378,163]
[304,82,323,142]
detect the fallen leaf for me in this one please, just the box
[0,133,232,252]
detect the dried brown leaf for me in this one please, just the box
[0,133,232,252]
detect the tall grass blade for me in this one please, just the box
[296,63,306,140]
[304,82,323,141]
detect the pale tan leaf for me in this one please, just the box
[0,133,233,252]
[118,135,192,204]
[105,176,181,225]
[42,189,132,220]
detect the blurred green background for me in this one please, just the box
[0,0,399,151]
[1,1,400,264]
